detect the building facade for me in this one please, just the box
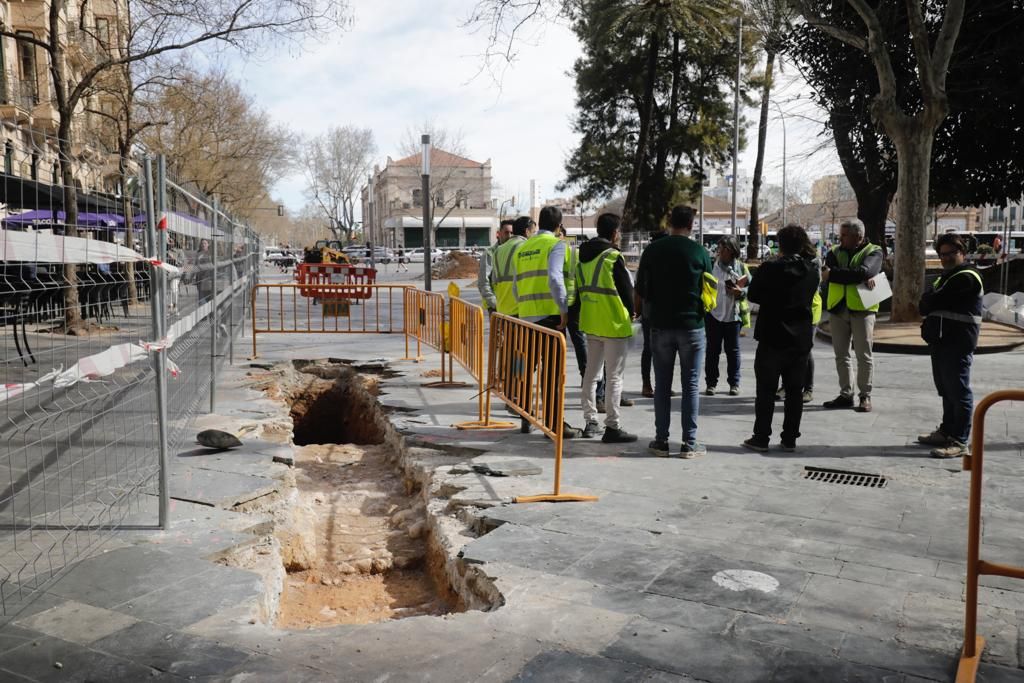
[0,0,125,203]
[361,149,497,249]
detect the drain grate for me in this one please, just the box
[803,466,887,488]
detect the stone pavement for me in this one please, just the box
[0,276,1022,682]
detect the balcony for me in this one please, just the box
[66,28,105,68]
[31,101,60,131]
[0,73,36,124]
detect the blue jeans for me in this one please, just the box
[704,314,741,388]
[930,344,974,444]
[653,327,706,444]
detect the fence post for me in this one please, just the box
[228,221,235,365]
[149,156,171,530]
[210,199,219,413]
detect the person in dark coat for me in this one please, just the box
[742,224,821,452]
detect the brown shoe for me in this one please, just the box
[855,396,872,413]
[641,385,654,398]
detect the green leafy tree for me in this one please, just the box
[560,0,752,232]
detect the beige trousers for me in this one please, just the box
[830,309,876,398]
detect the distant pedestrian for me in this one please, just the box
[822,219,882,413]
[577,213,637,443]
[397,248,409,272]
[478,219,513,311]
[636,205,714,458]
[742,224,821,452]
[916,233,983,459]
[704,236,748,396]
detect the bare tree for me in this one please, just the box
[1,0,348,329]
[795,0,966,321]
[142,65,296,211]
[301,125,376,243]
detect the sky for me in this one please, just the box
[230,0,843,217]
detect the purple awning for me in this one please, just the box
[2,210,126,229]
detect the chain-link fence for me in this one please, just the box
[0,132,260,617]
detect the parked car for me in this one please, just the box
[407,248,444,263]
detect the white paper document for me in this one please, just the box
[856,271,892,308]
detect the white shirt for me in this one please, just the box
[709,259,747,323]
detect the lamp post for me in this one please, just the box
[772,100,787,227]
[421,134,432,292]
[368,173,376,271]
[730,12,743,238]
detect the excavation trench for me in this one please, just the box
[238,361,470,629]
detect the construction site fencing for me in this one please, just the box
[249,283,410,358]
[403,287,461,386]
[0,139,260,618]
[486,314,597,504]
[957,389,1024,683]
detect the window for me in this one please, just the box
[4,142,11,175]
[1011,206,1017,222]
[16,31,38,104]
[95,18,110,52]
[30,152,38,181]
[412,188,422,208]
[434,190,444,207]
[51,161,58,184]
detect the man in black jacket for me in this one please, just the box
[916,233,983,459]
[742,224,821,452]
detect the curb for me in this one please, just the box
[817,321,1024,356]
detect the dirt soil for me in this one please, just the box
[433,251,480,280]
[276,442,461,629]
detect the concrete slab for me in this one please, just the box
[15,601,138,645]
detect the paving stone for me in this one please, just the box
[787,574,906,637]
[90,620,251,678]
[603,617,781,683]
[485,595,634,655]
[15,601,138,645]
[0,625,43,656]
[978,661,1024,682]
[767,648,904,682]
[508,649,653,682]
[0,635,178,682]
[730,613,845,658]
[169,466,278,508]
[461,524,603,574]
[646,553,809,619]
[899,593,1018,668]
[42,546,217,609]
[834,545,939,576]
[472,459,544,477]
[109,564,263,629]
[561,540,679,592]
[838,632,957,681]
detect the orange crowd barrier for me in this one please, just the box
[485,313,597,504]
[451,298,516,431]
[403,288,465,386]
[295,263,377,300]
[957,389,1024,682]
[249,283,409,358]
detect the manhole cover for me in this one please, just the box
[803,466,887,488]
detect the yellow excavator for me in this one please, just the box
[306,240,351,265]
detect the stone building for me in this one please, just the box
[361,149,497,249]
[0,0,125,208]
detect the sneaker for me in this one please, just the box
[705,386,716,396]
[742,437,770,452]
[619,397,634,407]
[780,440,796,452]
[775,387,785,401]
[581,420,600,439]
[562,423,582,440]
[648,440,670,457]
[823,394,855,409]
[728,385,740,396]
[641,385,654,398]
[917,427,951,447]
[856,396,872,413]
[802,390,813,404]
[596,400,606,413]
[931,440,969,459]
[678,442,707,459]
[520,418,532,434]
[602,427,638,444]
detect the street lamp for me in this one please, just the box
[421,134,432,292]
[730,12,743,238]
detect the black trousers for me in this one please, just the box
[754,344,809,443]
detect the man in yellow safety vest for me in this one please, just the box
[821,219,883,413]
[491,216,533,316]
[577,213,637,443]
[512,206,582,438]
[478,219,514,312]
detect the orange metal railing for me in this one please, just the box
[957,389,1024,682]
[484,313,597,504]
[402,288,463,385]
[249,283,409,358]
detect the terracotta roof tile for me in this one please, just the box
[390,149,485,168]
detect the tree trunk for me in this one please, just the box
[890,132,933,322]
[621,30,659,233]
[747,50,775,260]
